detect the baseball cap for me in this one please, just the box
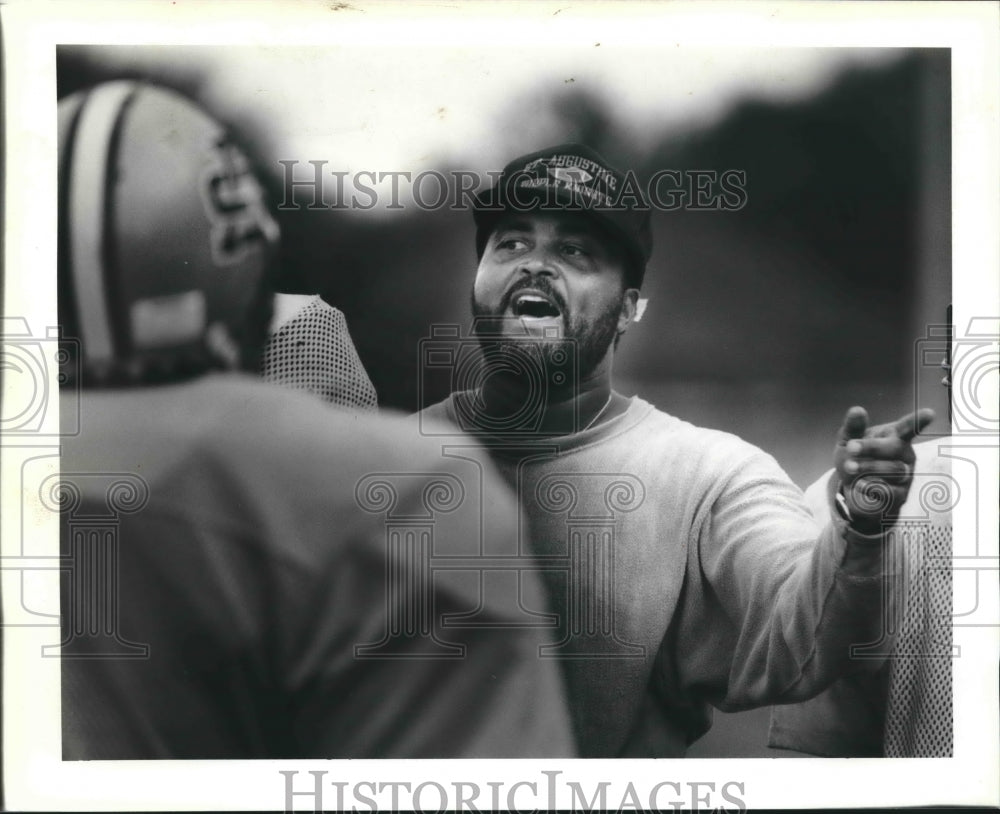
[473,143,652,288]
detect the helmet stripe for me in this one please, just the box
[67,81,135,372]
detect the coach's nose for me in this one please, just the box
[517,246,559,278]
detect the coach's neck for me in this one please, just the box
[478,352,619,437]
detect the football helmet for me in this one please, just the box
[58,80,279,386]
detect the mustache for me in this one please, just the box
[497,277,568,316]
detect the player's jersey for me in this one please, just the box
[59,375,574,759]
[421,392,890,757]
[768,440,954,757]
[262,294,378,411]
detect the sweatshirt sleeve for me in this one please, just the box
[670,441,894,712]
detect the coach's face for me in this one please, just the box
[471,211,638,379]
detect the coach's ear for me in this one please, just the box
[617,288,640,336]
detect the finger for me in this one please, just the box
[891,408,936,442]
[838,406,869,443]
[844,435,913,461]
[867,420,899,439]
[843,460,913,482]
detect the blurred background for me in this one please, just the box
[57,44,951,757]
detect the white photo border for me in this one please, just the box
[2,1,998,810]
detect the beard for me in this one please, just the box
[470,280,622,392]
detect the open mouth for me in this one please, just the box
[511,292,561,319]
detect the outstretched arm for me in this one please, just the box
[670,407,936,716]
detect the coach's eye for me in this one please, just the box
[561,243,589,258]
[496,238,528,251]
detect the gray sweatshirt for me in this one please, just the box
[421,393,890,756]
